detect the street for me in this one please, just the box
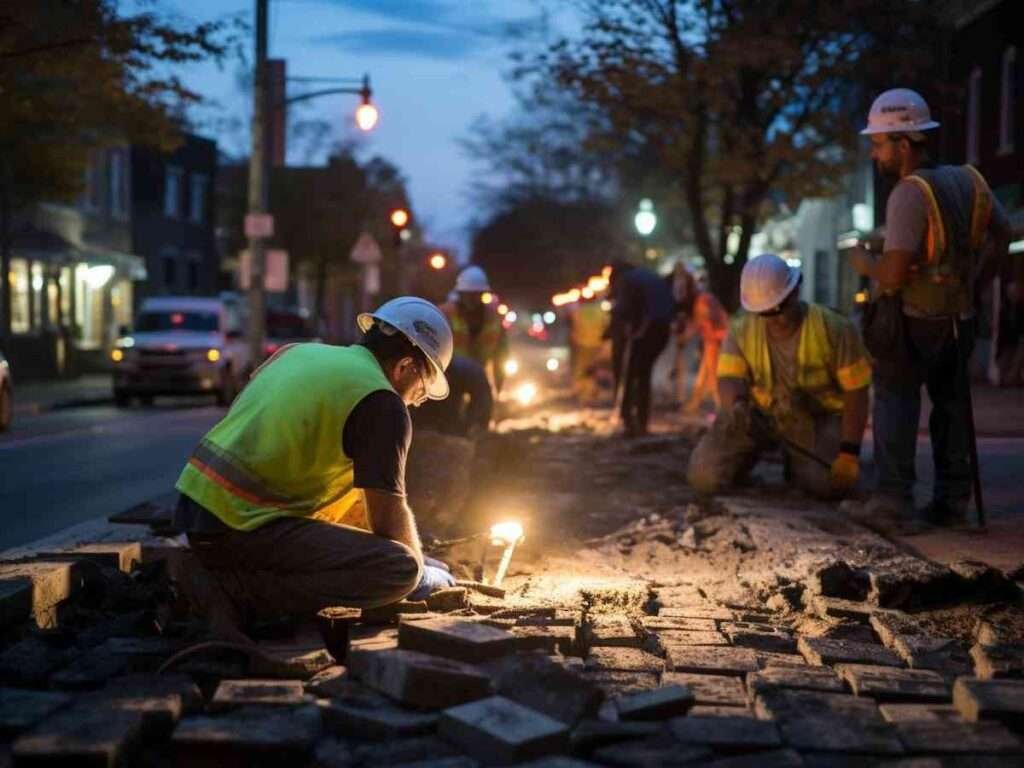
[0,401,222,551]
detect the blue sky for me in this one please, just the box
[164,0,561,259]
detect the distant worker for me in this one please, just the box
[568,293,610,404]
[442,266,510,401]
[687,254,871,500]
[676,267,729,414]
[172,297,457,640]
[609,261,675,436]
[413,355,493,438]
[848,88,1011,531]
[670,263,696,408]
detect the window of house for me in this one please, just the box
[109,149,128,219]
[162,251,178,289]
[967,66,982,165]
[9,259,30,333]
[189,174,208,224]
[187,252,202,291]
[83,153,102,211]
[165,166,183,219]
[1000,47,1017,155]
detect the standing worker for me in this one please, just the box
[172,297,457,640]
[677,268,729,414]
[609,261,675,436]
[848,88,1011,531]
[568,292,610,404]
[442,266,510,400]
[687,254,872,500]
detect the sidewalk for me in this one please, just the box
[922,382,1024,437]
[11,373,112,416]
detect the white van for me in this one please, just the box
[111,296,252,406]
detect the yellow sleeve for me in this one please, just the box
[717,334,749,380]
[833,319,872,391]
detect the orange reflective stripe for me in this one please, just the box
[904,175,946,265]
[191,441,295,505]
[964,165,993,250]
[717,352,749,379]
[188,457,283,508]
[837,358,872,391]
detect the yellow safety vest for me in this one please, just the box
[442,302,505,366]
[717,304,870,414]
[571,302,608,348]
[175,343,395,531]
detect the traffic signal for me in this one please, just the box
[390,208,409,247]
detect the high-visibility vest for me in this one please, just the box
[571,301,608,348]
[442,302,505,366]
[716,304,871,414]
[900,165,993,316]
[175,343,396,531]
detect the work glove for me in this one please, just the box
[830,452,860,494]
[408,559,456,601]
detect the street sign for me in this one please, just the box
[350,232,382,265]
[244,213,274,239]
[238,249,289,291]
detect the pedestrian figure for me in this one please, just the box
[847,88,1012,532]
[687,254,872,500]
[568,294,609,404]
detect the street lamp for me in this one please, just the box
[429,253,447,270]
[634,198,657,236]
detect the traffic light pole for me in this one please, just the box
[246,0,269,366]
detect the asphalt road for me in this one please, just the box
[0,401,223,551]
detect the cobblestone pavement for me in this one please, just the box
[1,403,1022,766]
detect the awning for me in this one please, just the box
[10,226,146,280]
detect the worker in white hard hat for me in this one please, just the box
[442,265,510,400]
[172,296,457,641]
[686,254,872,500]
[846,87,1012,532]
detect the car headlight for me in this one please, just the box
[206,348,221,363]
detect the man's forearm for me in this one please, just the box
[364,490,423,564]
[841,388,869,449]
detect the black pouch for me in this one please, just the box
[860,292,910,363]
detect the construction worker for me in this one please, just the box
[687,254,871,500]
[442,266,509,399]
[848,88,1012,531]
[171,297,457,638]
[677,268,729,413]
[568,293,609,403]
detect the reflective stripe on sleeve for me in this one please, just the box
[836,358,872,391]
[717,352,749,379]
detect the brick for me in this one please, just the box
[668,715,781,750]
[0,688,71,737]
[652,630,728,647]
[754,652,808,669]
[661,672,747,706]
[798,636,902,667]
[81,688,184,740]
[12,705,145,767]
[809,595,876,623]
[489,606,556,621]
[894,720,1023,753]
[49,648,132,691]
[439,696,570,764]
[584,648,664,674]
[398,617,517,663]
[641,616,718,632]
[570,719,660,752]
[754,688,883,722]
[666,646,758,676]
[349,648,491,710]
[834,664,950,702]
[516,610,576,627]
[591,739,711,766]
[614,685,694,721]
[105,673,203,714]
[701,748,803,767]
[746,666,845,696]
[0,561,86,628]
[0,636,74,687]
[581,670,659,697]
[172,704,321,765]
[210,679,310,710]
[780,717,904,754]
[879,702,963,722]
[426,588,470,613]
[0,579,32,629]
[892,635,972,674]
[971,643,1024,679]
[360,600,429,624]
[40,542,143,573]
[869,612,924,648]
[658,606,733,620]
[688,705,754,718]
[953,677,1024,730]
[350,735,461,765]
[867,559,961,611]
[512,625,574,655]
[321,697,438,738]
[584,616,640,648]
[489,652,603,726]
[304,665,349,698]
[722,626,796,653]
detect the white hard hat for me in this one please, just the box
[860,88,940,135]
[357,296,453,399]
[454,265,491,293]
[740,254,801,313]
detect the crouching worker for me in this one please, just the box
[172,297,457,640]
[687,254,871,500]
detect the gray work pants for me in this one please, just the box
[188,517,421,623]
[687,405,841,500]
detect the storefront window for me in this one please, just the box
[31,262,44,329]
[60,267,72,327]
[9,259,29,333]
[47,273,59,327]
[74,264,105,348]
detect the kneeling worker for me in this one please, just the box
[687,254,871,500]
[172,297,457,637]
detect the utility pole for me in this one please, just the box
[246,0,269,363]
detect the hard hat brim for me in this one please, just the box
[357,312,450,400]
[740,265,801,313]
[860,120,940,135]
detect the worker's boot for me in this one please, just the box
[840,494,927,536]
[919,498,970,528]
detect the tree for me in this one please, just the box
[0,0,235,338]
[526,0,943,309]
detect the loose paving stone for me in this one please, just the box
[0,688,71,736]
[754,689,884,722]
[439,695,570,765]
[81,688,184,739]
[834,664,951,702]
[878,703,963,722]
[614,684,694,721]
[584,648,665,674]
[754,652,808,669]
[350,734,461,765]
[305,665,349,698]
[662,672,748,706]
[399,617,518,663]
[0,579,32,629]
[798,636,902,667]
[702,748,804,767]
[40,542,143,573]
[570,719,660,753]
[360,600,429,624]
[348,648,491,710]
[320,697,438,738]
[516,611,576,627]
[652,630,729,647]
[488,652,603,726]
[723,626,796,653]
[584,616,640,648]
[590,738,711,766]
[953,677,1024,730]
[666,646,759,676]
[0,635,75,687]
[780,716,904,754]
[971,643,1024,679]
[105,674,204,714]
[894,720,1023,753]
[48,648,131,691]
[0,560,86,628]
[427,588,470,613]
[867,560,960,611]
[12,705,145,767]
[490,607,557,621]
[172,704,322,766]
[869,612,924,648]
[668,714,781,751]
[688,705,755,717]
[809,596,876,623]
[210,679,310,710]
[580,670,660,697]
[511,625,574,655]
[746,666,845,697]
[658,606,734,621]
[892,635,972,674]
[641,617,718,632]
